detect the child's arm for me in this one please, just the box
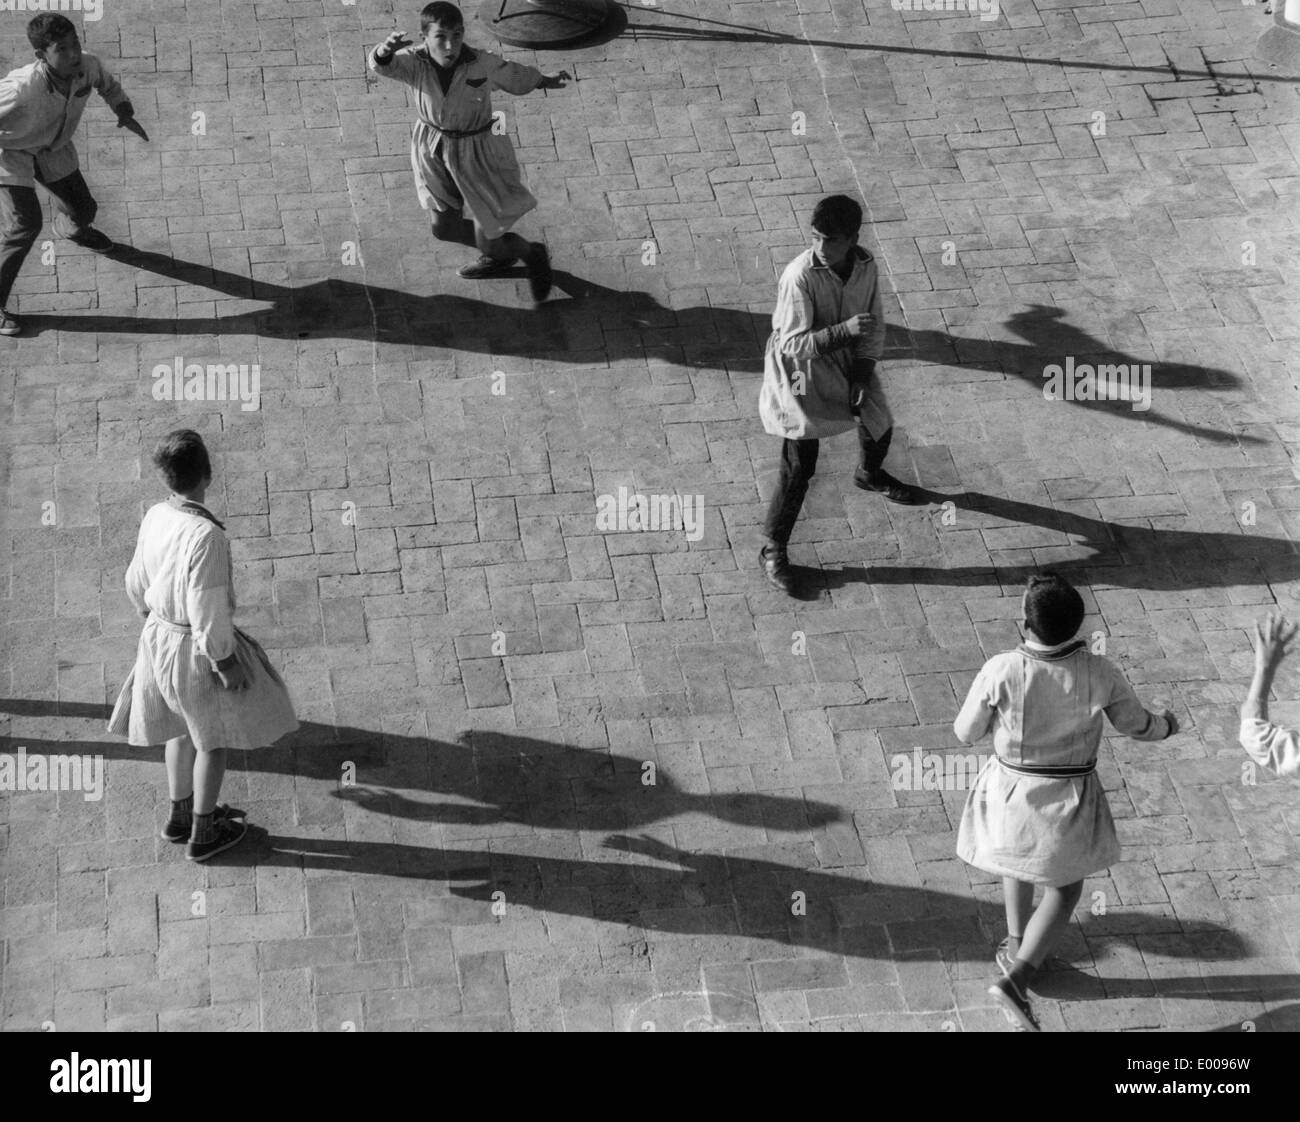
[1101,661,1176,741]
[0,72,27,131]
[773,273,865,361]
[483,53,570,95]
[87,56,132,120]
[953,662,998,745]
[849,269,887,397]
[368,32,422,88]
[1240,613,1300,776]
[124,523,150,616]
[186,531,247,691]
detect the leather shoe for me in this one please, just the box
[759,545,794,595]
[854,468,923,505]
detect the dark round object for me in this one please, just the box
[476,0,613,48]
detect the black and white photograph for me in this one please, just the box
[1,0,1298,1075]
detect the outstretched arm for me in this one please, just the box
[1240,614,1300,776]
[368,31,421,87]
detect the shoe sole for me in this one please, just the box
[186,821,248,862]
[987,983,1040,1032]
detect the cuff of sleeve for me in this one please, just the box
[373,49,394,65]
[213,653,238,672]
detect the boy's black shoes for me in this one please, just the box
[161,803,246,843]
[186,816,249,863]
[0,310,21,336]
[66,227,114,252]
[458,254,516,279]
[854,468,923,505]
[989,975,1041,1032]
[759,545,794,595]
[525,242,552,303]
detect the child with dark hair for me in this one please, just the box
[953,571,1178,1031]
[368,3,570,302]
[108,430,297,862]
[757,193,921,595]
[0,13,145,337]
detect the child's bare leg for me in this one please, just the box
[1003,876,1034,954]
[164,734,196,801]
[193,747,228,816]
[1016,880,1084,969]
[431,208,476,248]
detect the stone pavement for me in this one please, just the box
[2,0,1300,1032]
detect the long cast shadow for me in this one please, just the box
[596,5,1295,85]
[27,249,1250,444]
[0,707,841,833]
[809,488,1298,593]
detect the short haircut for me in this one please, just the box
[152,429,212,494]
[1024,571,1085,647]
[28,13,77,51]
[811,194,863,240]
[420,2,464,32]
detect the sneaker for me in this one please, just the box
[0,309,21,336]
[65,227,114,252]
[853,468,923,505]
[988,975,1041,1032]
[524,242,552,303]
[457,254,516,280]
[186,815,249,862]
[161,803,246,843]
[759,545,795,595]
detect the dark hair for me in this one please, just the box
[1024,571,1085,646]
[811,194,863,240]
[420,2,464,32]
[28,13,77,51]
[152,429,212,494]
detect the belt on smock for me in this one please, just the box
[421,118,494,138]
[996,757,1096,779]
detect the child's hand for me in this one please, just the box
[216,662,249,691]
[844,313,875,336]
[377,31,412,59]
[539,70,572,90]
[1254,613,1296,666]
[117,113,149,142]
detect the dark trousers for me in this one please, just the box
[0,169,98,308]
[763,422,893,548]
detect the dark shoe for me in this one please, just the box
[0,310,21,336]
[161,802,246,843]
[759,545,795,595]
[988,975,1041,1032]
[853,468,923,505]
[186,815,249,862]
[457,254,516,279]
[65,227,114,252]
[524,242,552,303]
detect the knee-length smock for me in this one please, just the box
[757,247,891,442]
[108,498,297,752]
[954,640,1172,887]
[367,43,544,241]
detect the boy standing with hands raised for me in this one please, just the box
[369,3,570,302]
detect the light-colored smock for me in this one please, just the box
[1240,718,1300,778]
[758,246,889,442]
[368,44,543,240]
[954,640,1172,887]
[0,55,129,186]
[108,499,297,752]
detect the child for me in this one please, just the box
[1240,613,1300,777]
[0,13,144,337]
[756,193,921,596]
[108,430,298,862]
[953,571,1177,1031]
[368,3,570,303]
